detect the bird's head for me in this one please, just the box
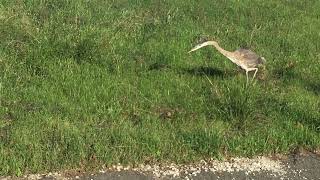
[188,41,218,53]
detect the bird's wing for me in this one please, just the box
[234,48,264,67]
[235,48,260,60]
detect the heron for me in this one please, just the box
[188,40,266,85]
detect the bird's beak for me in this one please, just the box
[188,44,203,54]
[188,48,196,54]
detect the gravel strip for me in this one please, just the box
[3,153,320,180]
[2,156,286,180]
[108,156,286,179]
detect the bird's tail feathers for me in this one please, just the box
[260,57,266,64]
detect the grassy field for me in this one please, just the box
[0,0,320,176]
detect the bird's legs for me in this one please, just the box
[245,68,259,86]
[252,68,258,82]
[246,70,249,86]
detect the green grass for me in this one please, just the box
[1,0,320,176]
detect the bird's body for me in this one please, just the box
[188,41,265,85]
[234,48,265,67]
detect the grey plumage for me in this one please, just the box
[234,48,266,68]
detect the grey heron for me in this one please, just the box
[188,40,266,85]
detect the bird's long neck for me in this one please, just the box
[205,41,238,64]
[209,42,233,58]
[190,41,238,63]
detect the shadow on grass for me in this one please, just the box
[270,62,319,96]
[148,62,170,71]
[266,95,320,132]
[304,81,320,96]
[181,66,236,78]
[284,105,320,132]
